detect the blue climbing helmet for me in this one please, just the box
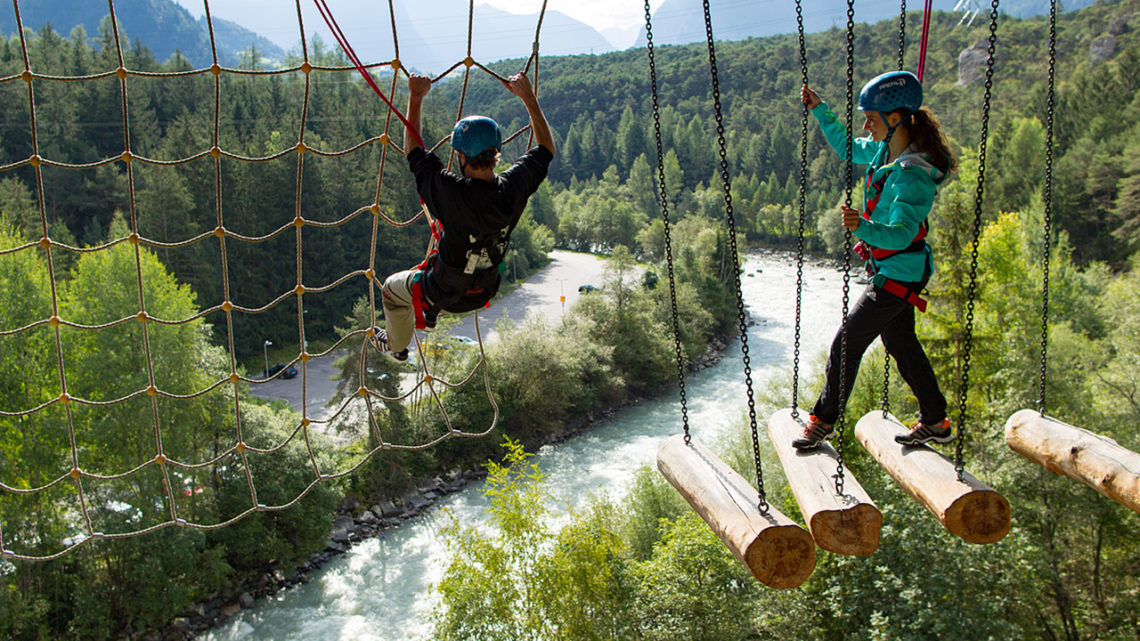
[451,115,502,159]
[858,71,923,113]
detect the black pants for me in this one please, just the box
[811,283,946,426]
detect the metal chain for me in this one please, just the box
[702,0,767,513]
[792,0,810,418]
[882,0,907,419]
[897,0,908,70]
[881,353,891,417]
[644,0,691,443]
[956,0,1000,481]
[833,0,857,497]
[1037,0,1056,416]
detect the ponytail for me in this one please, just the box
[903,107,956,174]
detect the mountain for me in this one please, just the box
[634,0,1102,47]
[172,0,614,72]
[0,0,284,66]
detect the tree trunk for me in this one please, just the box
[854,411,1010,544]
[656,434,815,589]
[1005,409,1140,514]
[767,408,881,556]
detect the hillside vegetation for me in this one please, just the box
[1,0,1139,638]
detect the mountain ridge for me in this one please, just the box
[0,0,283,66]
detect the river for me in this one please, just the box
[203,251,848,641]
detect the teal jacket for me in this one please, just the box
[811,102,947,284]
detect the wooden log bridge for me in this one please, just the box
[854,412,1010,544]
[1005,409,1140,514]
[767,409,881,556]
[657,434,816,589]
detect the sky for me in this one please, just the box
[480,0,663,30]
[171,0,667,50]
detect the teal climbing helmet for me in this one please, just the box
[858,71,923,113]
[451,115,502,159]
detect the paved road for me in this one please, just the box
[249,250,608,418]
[450,249,607,343]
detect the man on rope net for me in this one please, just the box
[793,71,958,450]
[375,71,555,360]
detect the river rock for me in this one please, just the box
[239,592,255,609]
[416,478,443,493]
[358,509,380,524]
[404,495,431,512]
[333,515,354,530]
[220,603,241,618]
[326,539,348,554]
[330,527,350,544]
[374,500,401,517]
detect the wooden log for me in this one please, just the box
[1005,409,1140,514]
[657,434,816,589]
[767,409,881,556]
[854,411,1010,544]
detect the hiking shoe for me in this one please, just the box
[792,414,836,451]
[373,328,408,362]
[894,418,953,446]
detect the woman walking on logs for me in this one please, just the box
[793,71,957,451]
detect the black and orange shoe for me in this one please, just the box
[894,418,953,446]
[792,414,836,451]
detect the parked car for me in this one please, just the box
[267,363,298,379]
[578,284,598,293]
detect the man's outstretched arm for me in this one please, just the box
[505,72,554,155]
[405,74,431,153]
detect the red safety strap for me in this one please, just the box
[880,277,928,312]
[415,219,444,270]
[411,278,428,330]
[916,0,934,83]
[313,0,439,272]
[311,0,424,150]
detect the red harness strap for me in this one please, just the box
[862,171,927,260]
[410,278,428,330]
[878,276,928,313]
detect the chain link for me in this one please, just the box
[956,0,999,481]
[882,0,905,416]
[897,0,908,70]
[702,0,767,513]
[881,353,891,417]
[883,0,907,417]
[1038,0,1056,416]
[832,0,857,497]
[792,0,809,418]
[644,1,691,443]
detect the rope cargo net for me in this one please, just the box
[0,0,547,561]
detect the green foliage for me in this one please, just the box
[433,437,552,640]
[631,513,758,641]
[0,215,343,637]
[488,311,621,438]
